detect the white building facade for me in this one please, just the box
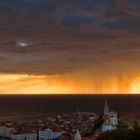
[39,128,62,140]
[74,130,81,140]
[10,133,37,140]
[0,125,15,138]
[102,100,118,132]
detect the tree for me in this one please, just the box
[95,115,104,129]
[97,121,140,140]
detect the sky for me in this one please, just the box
[1,0,140,93]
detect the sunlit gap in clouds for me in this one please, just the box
[0,72,140,94]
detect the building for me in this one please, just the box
[10,132,37,140]
[102,100,118,132]
[74,130,81,140]
[39,128,62,140]
[60,132,73,140]
[102,119,116,132]
[104,100,110,116]
[0,125,15,138]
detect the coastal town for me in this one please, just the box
[0,100,127,140]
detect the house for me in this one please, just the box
[39,128,62,140]
[0,125,15,138]
[10,132,37,140]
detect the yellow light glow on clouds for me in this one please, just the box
[0,72,140,94]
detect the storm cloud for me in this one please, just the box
[0,0,140,75]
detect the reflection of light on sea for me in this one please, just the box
[0,73,140,94]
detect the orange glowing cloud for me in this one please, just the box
[0,68,140,94]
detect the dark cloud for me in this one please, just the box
[0,0,140,75]
[1,0,140,30]
[97,18,140,32]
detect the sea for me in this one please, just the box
[0,94,139,122]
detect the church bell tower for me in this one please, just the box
[104,99,109,116]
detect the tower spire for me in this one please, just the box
[74,130,81,140]
[104,99,109,116]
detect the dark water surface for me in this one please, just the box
[0,94,139,121]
